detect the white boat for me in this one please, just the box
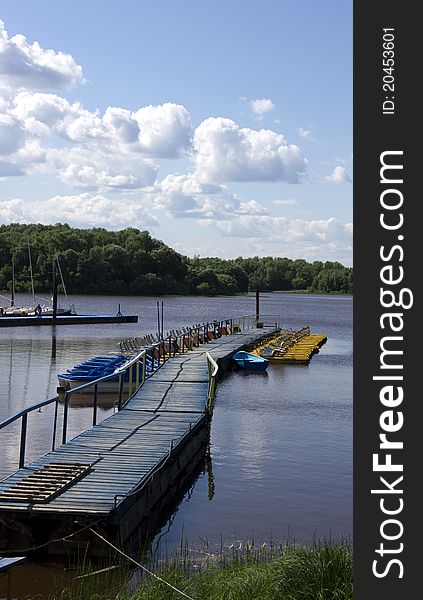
[1,251,74,317]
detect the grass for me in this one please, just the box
[50,537,352,600]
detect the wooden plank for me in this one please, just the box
[0,327,277,520]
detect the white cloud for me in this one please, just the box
[298,127,313,140]
[250,98,275,118]
[4,93,192,187]
[218,214,349,244]
[326,165,352,184]
[132,103,192,157]
[11,92,94,138]
[0,113,25,154]
[50,146,158,191]
[0,194,158,229]
[151,173,268,220]
[193,117,307,184]
[211,215,351,243]
[0,197,24,220]
[103,103,193,158]
[0,20,84,91]
[0,111,47,175]
[272,198,297,206]
[199,215,352,262]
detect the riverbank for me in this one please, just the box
[54,538,352,600]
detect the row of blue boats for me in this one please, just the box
[57,352,157,392]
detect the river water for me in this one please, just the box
[0,292,352,597]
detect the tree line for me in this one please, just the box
[0,223,353,296]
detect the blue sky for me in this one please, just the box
[0,0,352,265]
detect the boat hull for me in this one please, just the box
[232,351,269,371]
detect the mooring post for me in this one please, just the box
[19,413,28,469]
[255,286,260,326]
[161,301,164,341]
[157,301,160,339]
[52,259,58,322]
[117,374,124,410]
[92,384,98,426]
[51,398,59,451]
[62,392,69,444]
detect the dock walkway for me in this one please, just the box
[0,327,276,552]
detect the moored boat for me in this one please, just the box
[57,352,158,393]
[232,351,269,371]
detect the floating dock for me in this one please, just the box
[0,314,138,327]
[0,325,278,556]
[252,327,327,363]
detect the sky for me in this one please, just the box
[0,0,352,265]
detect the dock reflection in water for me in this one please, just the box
[0,293,352,599]
[0,434,212,599]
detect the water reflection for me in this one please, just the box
[0,293,352,598]
[0,433,213,600]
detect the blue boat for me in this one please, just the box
[58,352,158,392]
[232,351,269,371]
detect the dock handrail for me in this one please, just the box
[231,314,280,331]
[0,349,147,470]
[206,352,219,414]
[1,313,278,472]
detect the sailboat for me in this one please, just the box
[0,256,14,312]
[0,254,34,316]
[30,256,74,316]
[2,248,74,317]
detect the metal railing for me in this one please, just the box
[206,352,219,414]
[118,315,281,356]
[1,313,280,471]
[0,349,147,470]
[118,319,236,356]
[231,314,280,331]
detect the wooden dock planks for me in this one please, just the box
[0,327,277,523]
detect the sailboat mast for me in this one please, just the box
[56,256,68,301]
[11,253,15,307]
[27,241,35,304]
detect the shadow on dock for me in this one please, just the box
[0,319,280,560]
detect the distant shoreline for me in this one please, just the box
[1,289,353,299]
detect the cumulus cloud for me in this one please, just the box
[132,103,192,157]
[0,20,84,91]
[4,93,195,186]
[151,173,268,220]
[250,98,275,118]
[3,91,194,186]
[50,146,158,191]
[0,194,158,229]
[11,92,95,137]
[211,215,352,243]
[0,110,47,175]
[102,103,192,157]
[1,21,308,197]
[193,117,307,184]
[326,165,352,184]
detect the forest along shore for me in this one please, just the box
[1,223,353,297]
